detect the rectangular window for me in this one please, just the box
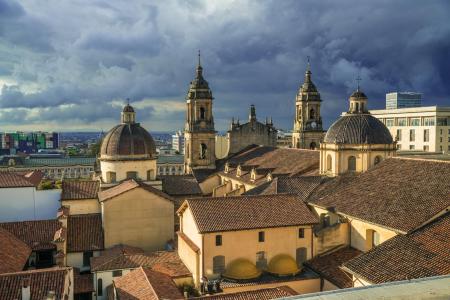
[97,279,103,296]
[424,117,435,126]
[396,129,402,141]
[215,235,222,246]
[437,118,448,126]
[385,119,394,127]
[410,118,420,126]
[83,251,93,267]
[397,118,407,126]
[409,145,415,150]
[112,270,122,277]
[298,228,305,238]
[409,129,415,142]
[258,231,265,242]
[423,145,429,151]
[424,129,429,142]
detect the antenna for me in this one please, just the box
[306,56,311,71]
[356,72,362,91]
[198,49,201,66]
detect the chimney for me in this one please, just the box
[21,278,31,300]
[45,291,56,300]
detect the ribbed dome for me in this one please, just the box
[122,104,135,113]
[100,123,156,160]
[267,254,300,276]
[223,258,261,280]
[350,90,368,99]
[324,114,393,144]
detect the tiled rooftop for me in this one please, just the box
[61,180,100,200]
[195,286,297,299]
[67,213,104,252]
[0,227,31,274]
[0,171,43,188]
[161,175,202,196]
[98,179,173,202]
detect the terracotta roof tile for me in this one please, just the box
[183,194,318,233]
[98,179,173,202]
[161,175,202,196]
[343,213,450,284]
[0,227,31,274]
[308,158,450,233]
[61,180,100,200]
[67,213,104,252]
[74,269,94,294]
[195,286,297,299]
[113,267,184,300]
[0,171,43,188]
[304,246,362,288]
[0,219,60,251]
[0,267,72,300]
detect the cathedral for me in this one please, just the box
[292,61,326,149]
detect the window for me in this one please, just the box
[385,119,394,127]
[373,231,381,247]
[320,213,330,227]
[437,117,448,126]
[200,107,206,119]
[97,279,103,296]
[423,145,429,151]
[215,235,222,246]
[112,270,122,277]
[396,129,402,141]
[83,251,93,267]
[309,108,315,119]
[410,118,420,126]
[256,251,267,270]
[126,171,138,180]
[296,247,307,267]
[258,231,265,242]
[409,145,415,150]
[107,172,116,183]
[397,118,407,126]
[424,129,429,142]
[374,156,382,165]
[326,155,332,172]
[409,129,415,142]
[146,170,154,181]
[200,143,207,159]
[424,117,435,126]
[298,228,305,238]
[213,256,225,274]
[348,156,356,171]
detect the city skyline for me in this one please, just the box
[1,0,450,132]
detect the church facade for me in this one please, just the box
[292,62,326,149]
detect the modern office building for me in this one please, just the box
[370,106,450,153]
[171,130,184,154]
[386,92,422,109]
[0,132,59,155]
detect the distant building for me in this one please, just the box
[371,106,450,153]
[171,131,184,154]
[277,129,293,148]
[157,155,184,176]
[0,132,59,155]
[386,92,422,109]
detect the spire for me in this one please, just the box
[304,56,312,83]
[356,72,362,92]
[196,49,203,78]
[249,104,256,122]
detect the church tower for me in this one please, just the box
[292,59,325,149]
[184,52,216,174]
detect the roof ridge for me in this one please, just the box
[393,156,450,164]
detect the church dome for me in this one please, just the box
[267,254,300,276]
[100,104,157,160]
[324,114,393,144]
[223,258,261,280]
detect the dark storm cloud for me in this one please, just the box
[0,0,449,131]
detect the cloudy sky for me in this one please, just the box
[0,0,449,132]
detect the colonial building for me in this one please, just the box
[99,103,158,184]
[292,62,325,150]
[227,105,277,155]
[184,53,216,173]
[319,88,396,176]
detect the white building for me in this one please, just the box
[386,92,422,109]
[171,130,184,154]
[370,106,450,153]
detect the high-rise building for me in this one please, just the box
[386,92,422,109]
[0,132,59,155]
[171,131,184,154]
[184,52,216,173]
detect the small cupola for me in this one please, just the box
[121,99,136,124]
[348,86,368,114]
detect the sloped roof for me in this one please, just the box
[74,268,94,294]
[67,214,104,252]
[161,175,202,196]
[98,179,173,202]
[0,267,72,300]
[197,286,297,299]
[61,180,100,200]
[113,267,183,300]
[308,158,450,233]
[182,194,318,233]
[343,213,450,284]
[0,219,60,251]
[0,171,43,188]
[0,227,31,274]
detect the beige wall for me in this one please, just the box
[102,187,174,251]
[62,198,100,215]
[95,269,133,300]
[349,217,398,252]
[100,159,156,183]
[66,251,100,272]
[215,135,229,159]
[177,235,201,287]
[322,279,339,291]
[218,174,257,194]
[198,174,221,195]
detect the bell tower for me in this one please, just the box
[292,58,325,150]
[184,51,216,173]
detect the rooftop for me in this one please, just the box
[0,171,43,188]
[61,180,100,200]
[195,286,297,299]
[180,194,318,233]
[161,175,202,196]
[98,179,173,203]
[0,227,31,274]
[67,213,104,253]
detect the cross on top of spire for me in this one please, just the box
[198,49,201,66]
[356,73,362,91]
[307,56,311,71]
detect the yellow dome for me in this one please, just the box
[222,258,262,280]
[267,254,300,276]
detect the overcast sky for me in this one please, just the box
[0,0,449,132]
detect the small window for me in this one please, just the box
[83,251,93,267]
[409,129,415,142]
[126,171,138,180]
[200,107,206,119]
[97,278,103,296]
[409,145,415,150]
[213,255,225,274]
[348,156,356,171]
[397,118,407,126]
[396,129,402,141]
[256,251,267,270]
[215,235,222,246]
[258,231,265,242]
[298,228,305,238]
[296,247,307,267]
[424,129,429,142]
[374,156,382,165]
[112,270,122,277]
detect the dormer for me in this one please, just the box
[266,172,273,182]
[236,165,242,177]
[250,168,257,182]
[224,162,230,174]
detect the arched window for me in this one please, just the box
[200,107,206,119]
[374,156,382,165]
[309,108,315,119]
[256,251,267,270]
[200,143,207,159]
[348,156,356,171]
[296,247,308,267]
[326,155,332,171]
[213,255,225,274]
[309,142,316,150]
[355,102,359,112]
[97,278,103,296]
